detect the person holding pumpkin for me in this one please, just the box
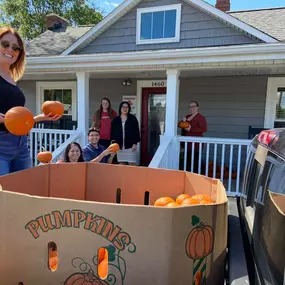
[180,101,207,173]
[0,27,61,176]
[110,101,140,166]
[82,128,114,164]
[57,141,111,164]
[92,97,117,149]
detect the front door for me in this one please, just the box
[140,87,166,166]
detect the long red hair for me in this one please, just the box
[93,97,115,129]
[0,27,26,81]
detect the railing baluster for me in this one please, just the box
[228,144,234,193]
[44,132,47,150]
[213,143,217,179]
[183,142,188,171]
[221,144,225,183]
[205,143,210,177]
[34,132,38,166]
[198,142,202,174]
[191,142,195,173]
[236,145,242,196]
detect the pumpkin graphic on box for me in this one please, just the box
[185,215,214,284]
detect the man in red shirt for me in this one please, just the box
[181,101,207,173]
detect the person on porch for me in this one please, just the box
[92,97,117,148]
[110,101,140,166]
[181,101,207,173]
[82,128,114,164]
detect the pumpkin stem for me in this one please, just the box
[42,146,45,152]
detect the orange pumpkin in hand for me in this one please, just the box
[42,101,64,117]
[37,151,52,163]
[4,106,35,136]
[108,143,120,153]
[154,197,175,207]
[178,121,190,129]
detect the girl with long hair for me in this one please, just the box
[92,97,117,148]
[0,27,61,175]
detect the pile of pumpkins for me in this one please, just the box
[154,193,214,207]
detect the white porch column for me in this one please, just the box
[164,69,180,137]
[76,71,90,145]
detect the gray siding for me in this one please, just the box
[178,76,268,139]
[78,0,261,54]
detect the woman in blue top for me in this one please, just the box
[0,27,61,176]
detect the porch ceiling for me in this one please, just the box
[21,65,285,80]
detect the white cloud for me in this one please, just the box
[104,1,119,7]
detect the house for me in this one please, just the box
[22,0,285,194]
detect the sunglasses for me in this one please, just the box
[0,40,22,52]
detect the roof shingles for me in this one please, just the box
[229,7,285,41]
[26,26,93,57]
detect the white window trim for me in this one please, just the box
[36,81,77,121]
[136,4,181,45]
[264,77,285,128]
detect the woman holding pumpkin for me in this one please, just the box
[92,97,117,149]
[180,101,207,173]
[0,27,61,176]
[110,101,140,166]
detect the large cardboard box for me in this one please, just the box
[0,163,228,285]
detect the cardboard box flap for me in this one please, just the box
[269,191,285,215]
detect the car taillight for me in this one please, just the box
[258,130,279,147]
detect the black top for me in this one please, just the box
[0,76,26,132]
[110,114,141,149]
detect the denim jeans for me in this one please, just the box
[0,131,32,176]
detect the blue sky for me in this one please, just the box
[98,0,285,15]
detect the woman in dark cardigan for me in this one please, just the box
[110,101,140,166]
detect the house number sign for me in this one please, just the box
[151,81,165,87]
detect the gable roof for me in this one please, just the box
[26,26,93,57]
[229,7,285,42]
[61,0,278,56]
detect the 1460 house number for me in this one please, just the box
[152,81,165,87]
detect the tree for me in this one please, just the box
[0,0,104,40]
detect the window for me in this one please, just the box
[265,77,285,128]
[44,89,72,116]
[136,4,181,45]
[275,88,285,127]
[36,82,77,128]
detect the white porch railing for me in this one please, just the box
[149,135,251,196]
[28,128,78,166]
[148,136,180,170]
